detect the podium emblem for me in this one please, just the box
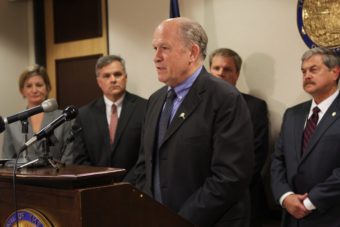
[297,0,340,54]
[4,209,52,227]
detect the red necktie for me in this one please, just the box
[302,106,320,153]
[109,104,118,144]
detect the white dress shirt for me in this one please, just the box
[279,90,339,210]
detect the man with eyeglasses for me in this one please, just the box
[72,55,147,181]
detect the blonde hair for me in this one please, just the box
[19,65,51,98]
[19,64,51,96]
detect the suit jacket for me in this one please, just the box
[242,94,268,223]
[2,110,73,164]
[134,67,254,227]
[271,94,340,227]
[242,93,268,182]
[72,92,147,180]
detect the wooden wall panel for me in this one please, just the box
[44,0,108,107]
[56,55,102,109]
[53,0,102,43]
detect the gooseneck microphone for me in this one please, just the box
[0,98,58,133]
[3,98,58,124]
[22,106,78,150]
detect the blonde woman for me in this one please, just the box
[2,65,73,165]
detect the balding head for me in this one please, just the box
[152,18,208,87]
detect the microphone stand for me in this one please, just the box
[18,132,60,170]
[21,119,29,162]
[4,120,31,168]
[5,119,32,167]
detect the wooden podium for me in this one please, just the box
[0,165,194,227]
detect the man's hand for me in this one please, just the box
[283,193,311,219]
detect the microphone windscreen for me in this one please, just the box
[42,98,58,112]
[0,117,5,133]
[63,105,78,121]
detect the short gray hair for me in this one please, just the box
[301,47,340,70]
[178,18,208,60]
[95,55,126,76]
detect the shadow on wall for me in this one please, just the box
[243,52,286,135]
[243,52,285,218]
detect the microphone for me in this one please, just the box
[23,106,78,149]
[0,117,4,133]
[3,98,58,124]
[59,125,82,158]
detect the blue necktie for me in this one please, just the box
[153,89,176,202]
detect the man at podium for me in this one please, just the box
[133,17,254,227]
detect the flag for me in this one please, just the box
[170,0,180,18]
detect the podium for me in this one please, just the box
[0,165,194,226]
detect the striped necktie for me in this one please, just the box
[153,89,177,203]
[302,106,320,153]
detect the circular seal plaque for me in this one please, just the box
[4,209,52,227]
[297,0,340,53]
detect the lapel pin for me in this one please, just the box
[179,112,186,120]
[332,112,336,117]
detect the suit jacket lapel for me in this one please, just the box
[112,92,136,149]
[95,98,111,146]
[302,94,340,160]
[161,70,206,146]
[293,102,310,161]
[149,88,168,156]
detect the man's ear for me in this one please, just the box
[332,65,340,82]
[189,44,200,63]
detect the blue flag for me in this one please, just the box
[170,0,180,18]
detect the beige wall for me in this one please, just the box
[0,0,314,154]
[0,0,34,153]
[108,0,312,148]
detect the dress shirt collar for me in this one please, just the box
[103,93,125,122]
[164,66,202,122]
[309,90,339,120]
[170,66,202,99]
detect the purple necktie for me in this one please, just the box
[302,106,320,153]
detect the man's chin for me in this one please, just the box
[303,86,315,94]
[109,90,124,96]
[157,75,168,83]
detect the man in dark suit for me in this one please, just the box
[72,55,147,181]
[209,48,269,227]
[271,47,340,227]
[134,17,254,227]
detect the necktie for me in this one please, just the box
[154,89,177,202]
[109,104,118,144]
[157,89,177,148]
[302,106,320,153]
